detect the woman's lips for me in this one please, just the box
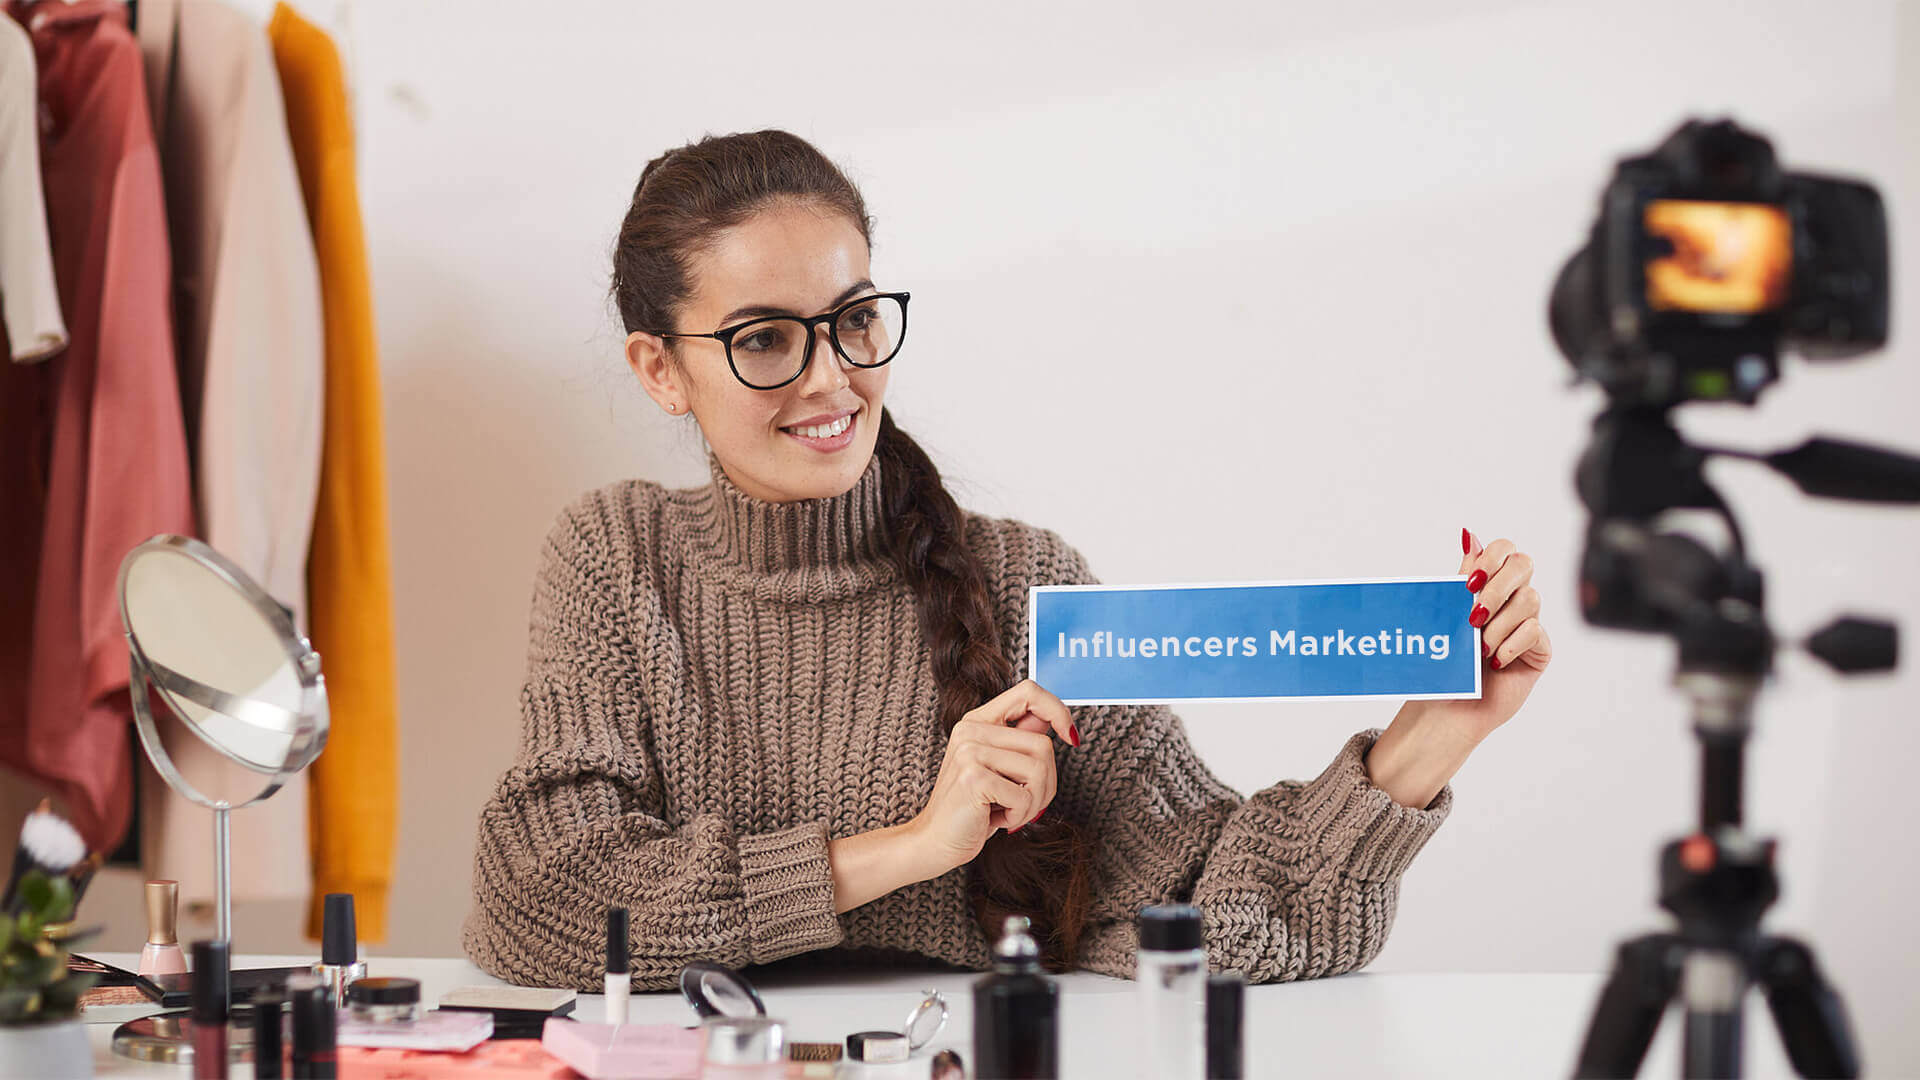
[782,409,858,453]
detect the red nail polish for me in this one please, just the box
[1465,569,1487,593]
[1469,604,1489,628]
[1461,527,1472,555]
[1069,724,1081,748]
[1490,656,1503,670]
[1482,641,1490,657]
[1036,808,1046,822]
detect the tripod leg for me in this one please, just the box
[1575,934,1682,1079]
[1756,936,1861,1079]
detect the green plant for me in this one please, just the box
[0,872,98,1025]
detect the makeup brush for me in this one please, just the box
[2,801,88,915]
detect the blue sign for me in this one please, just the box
[1029,577,1482,704]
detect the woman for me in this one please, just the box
[463,130,1552,991]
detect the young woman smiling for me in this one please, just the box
[462,130,1553,991]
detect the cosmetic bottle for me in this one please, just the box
[1206,972,1244,1079]
[189,940,229,1080]
[606,907,631,1024]
[253,988,286,1080]
[288,972,337,1079]
[1137,904,1207,1080]
[700,1016,786,1078]
[138,879,187,976]
[311,893,365,1008]
[971,915,1058,1080]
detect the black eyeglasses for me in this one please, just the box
[659,291,910,390]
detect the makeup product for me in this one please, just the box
[254,988,287,1080]
[289,972,337,1079]
[312,893,365,1008]
[678,961,767,1020]
[438,985,576,1040]
[539,1018,705,1079]
[846,988,949,1064]
[189,940,230,1080]
[139,879,188,976]
[1205,972,1243,1079]
[1137,904,1207,1080]
[2,802,86,914]
[337,1010,492,1052]
[846,1029,908,1064]
[605,907,630,1024]
[786,1042,841,1063]
[971,915,1058,1080]
[347,976,422,1024]
[701,1016,785,1077]
[930,1048,967,1080]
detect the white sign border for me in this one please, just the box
[1027,574,1484,706]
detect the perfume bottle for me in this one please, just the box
[138,879,187,977]
[971,915,1058,1079]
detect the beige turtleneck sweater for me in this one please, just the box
[463,450,1453,990]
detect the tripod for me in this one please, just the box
[1573,671,1861,1079]
[1565,408,1913,1078]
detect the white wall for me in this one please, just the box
[242,0,1920,1068]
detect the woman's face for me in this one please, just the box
[626,199,890,504]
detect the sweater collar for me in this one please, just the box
[689,449,894,582]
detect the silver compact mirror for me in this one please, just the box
[678,962,767,1019]
[903,988,949,1050]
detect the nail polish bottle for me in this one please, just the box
[138,879,187,976]
[311,893,365,1009]
[971,915,1058,1079]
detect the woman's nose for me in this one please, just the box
[798,323,851,394]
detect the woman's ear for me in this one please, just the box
[626,330,685,413]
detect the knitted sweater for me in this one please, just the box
[463,450,1453,990]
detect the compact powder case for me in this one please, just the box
[845,989,948,1063]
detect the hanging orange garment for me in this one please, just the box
[266,2,399,943]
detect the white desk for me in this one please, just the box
[82,954,1810,1078]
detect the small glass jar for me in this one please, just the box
[701,1016,786,1078]
[345,977,421,1024]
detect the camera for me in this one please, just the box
[1549,118,1889,407]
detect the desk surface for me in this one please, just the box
[81,953,1807,1078]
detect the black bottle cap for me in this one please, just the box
[1138,904,1204,952]
[189,940,229,1023]
[1206,973,1245,1079]
[346,976,421,1006]
[321,893,357,965]
[607,908,630,975]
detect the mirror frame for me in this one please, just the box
[118,534,330,810]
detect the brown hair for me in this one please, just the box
[610,130,1093,969]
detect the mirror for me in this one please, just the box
[117,535,329,937]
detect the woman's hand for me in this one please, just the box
[905,679,1079,877]
[1365,529,1553,808]
[1432,527,1554,743]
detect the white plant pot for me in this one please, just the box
[0,1019,93,1079]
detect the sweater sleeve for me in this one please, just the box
[463,491,844,990]
[993,521,1451,983]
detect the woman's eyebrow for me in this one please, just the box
[719,279,876,324]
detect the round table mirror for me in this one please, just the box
[113,535,329,1064]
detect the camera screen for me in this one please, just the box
[1642,199,1791,314]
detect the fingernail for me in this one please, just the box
[1461,527,1472,555]
[1482,641,1490,657]
[1469,604,1490,628]
[1069,724,1081,748]
[1490,656,1503,670]
[1465,569,1488,593]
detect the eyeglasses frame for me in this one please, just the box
[657,290,912,390]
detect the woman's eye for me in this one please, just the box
[842,309,873,330]
[738,328,781,352]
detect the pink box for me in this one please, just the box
[540,1019,706,1080]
